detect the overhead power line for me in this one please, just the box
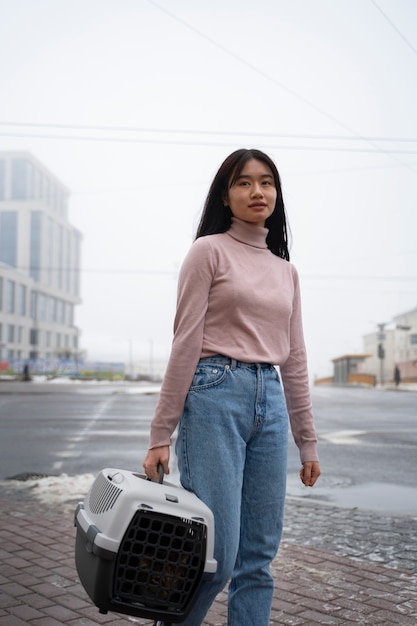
[146,0,416,175]
[370,0,417,59]
[1,131,417,154]
[0,121,416,144]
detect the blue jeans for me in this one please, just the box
[174,355,289,626]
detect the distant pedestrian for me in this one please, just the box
[143,148,321,626]
[394,365,401,386]
[22,364,31,382]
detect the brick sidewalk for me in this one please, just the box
[1,497,417,625]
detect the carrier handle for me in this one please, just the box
[146,463,164,484]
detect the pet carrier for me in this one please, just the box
[74,468,216,624]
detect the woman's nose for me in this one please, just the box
[251,184,263,197]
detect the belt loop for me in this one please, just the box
[230,358,237,370]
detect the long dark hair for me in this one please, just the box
[195,149,291,260]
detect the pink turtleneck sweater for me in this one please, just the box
[149,218,318,463]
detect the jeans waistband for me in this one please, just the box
[199,354,274,371]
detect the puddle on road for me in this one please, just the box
[286,480,417,516]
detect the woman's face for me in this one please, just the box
[224,158,277,227]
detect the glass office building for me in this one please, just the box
[0,151,82,367]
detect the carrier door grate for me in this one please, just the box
[113,510,207,613]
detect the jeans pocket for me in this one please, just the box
[271,365,281,383]
[189,364,229,391]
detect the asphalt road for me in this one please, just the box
[1,381,416,515]
[287,385,417,515]
[0,383,159,478]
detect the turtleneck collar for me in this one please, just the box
[226,217,268,249]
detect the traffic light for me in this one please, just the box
[378,343,385,359]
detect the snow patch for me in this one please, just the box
[3,473,96,505]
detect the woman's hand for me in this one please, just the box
[299,461,321,487]
[143,446,170,480]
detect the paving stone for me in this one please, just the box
[0,494,416,625]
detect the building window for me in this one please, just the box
[50,296,56,322]
[38,293,46,321]
[30,291,37,320]
[0,212,18,267]
[11,159,30,200]
[0,276,3,310]
[65,230,70,291]
[17,326,23,343]
[6,280,15,313]
[66,302,73,326]
[57,299,64,324]
[17,284,27,316]
[7,324,14,343]
[72,231,81,296]
[30,329,39,345]
[50,181,57,211]
[45,331,51,347]
[410,334,417,345]
[33,167,42,200]
[47,217,53,286]
[44,177,50,206]
[57,225,63,289]
[0,159,5,200]
[30,211,42,281]
[56,333,61,348]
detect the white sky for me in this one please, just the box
[1,0,416,378]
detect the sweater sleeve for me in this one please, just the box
[280,266,319,464]
[148,238,215,449]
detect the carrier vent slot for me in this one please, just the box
[113,510,207,613]
[88,472,123,514]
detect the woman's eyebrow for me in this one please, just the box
[235,173,273,181]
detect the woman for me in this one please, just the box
[143,148,320,626]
